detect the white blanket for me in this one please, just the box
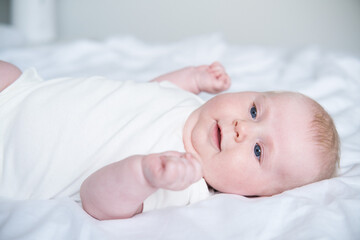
[0,34,359,239]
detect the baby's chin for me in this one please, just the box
[183,140,201,163]
[182,132,204,165]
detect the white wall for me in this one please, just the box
[55,0,359,56]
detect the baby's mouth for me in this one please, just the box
[212,121,222,151]
[217,123,222,151]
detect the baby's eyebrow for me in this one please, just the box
[259,93,270,103]
[256,94,269,119]
[262,135,274,170]
[258,95,274,169]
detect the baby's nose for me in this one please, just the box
[233,119,248,143]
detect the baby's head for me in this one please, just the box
[183,91,340,196]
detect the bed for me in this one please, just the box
[0,34,359,239]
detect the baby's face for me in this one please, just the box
[183,92,321,196]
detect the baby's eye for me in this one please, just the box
[250,104,257,119]
[254,143,262,161]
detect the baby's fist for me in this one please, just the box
[142,151,202,191]
[196,62,231,94]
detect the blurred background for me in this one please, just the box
[0,0,359,56]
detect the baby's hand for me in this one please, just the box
[196,62,231,94]
[142,151,203,191]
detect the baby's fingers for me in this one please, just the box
[142,151,203,190]
[160,153,202,190]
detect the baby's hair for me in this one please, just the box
[301,94,341,181]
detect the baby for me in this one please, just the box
[0,60,339,221]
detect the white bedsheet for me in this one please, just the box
[0,34,359,240]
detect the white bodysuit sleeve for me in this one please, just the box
[142,178,210,212]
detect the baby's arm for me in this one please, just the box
[0,61,22,92]
[150,62,231,94]
[80,151,202,220]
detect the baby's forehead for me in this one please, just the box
[257,91,310,109]
[258,92,324,188]
[264,91,304,100]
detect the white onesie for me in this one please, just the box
[0,68,210,212]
